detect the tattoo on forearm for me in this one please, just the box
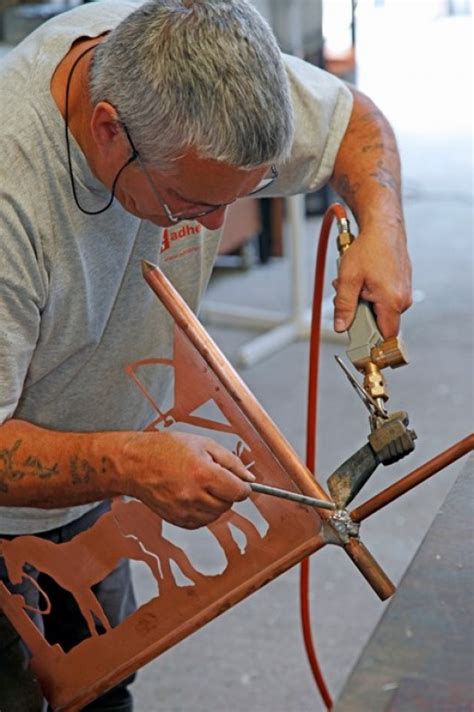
[369,160,399,192]
[70,456,113,485]
[24,456,59,479]
[0,441,24,491]
[0,440,111,499]
[0,440,60,493]
[70,456,97,485]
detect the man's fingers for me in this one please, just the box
[333,270,363,332]
[335,258,411,337]
[372,303,401,338]
[370,285,412,337]
[206,442,256,482]
[206,464,252,503]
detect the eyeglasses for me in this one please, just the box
[120,122,278,224]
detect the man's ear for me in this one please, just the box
[90,101,123,157]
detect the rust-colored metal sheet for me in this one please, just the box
[0,261,391,711]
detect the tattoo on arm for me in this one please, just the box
[0,441,24,492]
[70,456,96,485]
[0,440,60,493]
[70,455,114,484]
[24,456,59,479]
[0,437,113,498]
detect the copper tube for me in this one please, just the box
[344,539,396,600]
[351,434,474,523]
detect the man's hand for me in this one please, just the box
[333,222,412,338]
[123,431,255,529]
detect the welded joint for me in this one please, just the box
[323,509,361,545]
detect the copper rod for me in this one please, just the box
[344,539,396,600]
[250,483,336,510]
[351,434,474,523]
[143,261,395,600]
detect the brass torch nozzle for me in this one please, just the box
[363,361,388,402]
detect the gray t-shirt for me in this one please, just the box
[0,0,352,534]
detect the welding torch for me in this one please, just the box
[325,216,417,509]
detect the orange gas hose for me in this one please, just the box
[300,203,348,710]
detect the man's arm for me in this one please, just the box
[330,86,412,337]
[0,419,254,529]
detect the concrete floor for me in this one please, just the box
[131,6,473,712]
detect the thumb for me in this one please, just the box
[333,271,363,332]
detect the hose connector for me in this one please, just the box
[336,217,355,255]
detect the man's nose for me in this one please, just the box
[197,207,227,230]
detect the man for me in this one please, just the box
[0,0,412,709]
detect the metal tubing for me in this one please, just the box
[351,434,474,523]
[344,539,396,601]
[250,482,336,511]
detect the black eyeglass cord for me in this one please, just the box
[64,44,136,216]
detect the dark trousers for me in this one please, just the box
[0,501,137,711]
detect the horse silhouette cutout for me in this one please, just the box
[0,493,267,643]
[110,498,208,593]
[0,500,206,639]
[113,497,262,577]
[0,534,113,638]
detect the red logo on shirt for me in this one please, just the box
[160,223,202,253]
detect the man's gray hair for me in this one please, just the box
[90,0,294,170]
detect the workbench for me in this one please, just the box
[334,453,474,711]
